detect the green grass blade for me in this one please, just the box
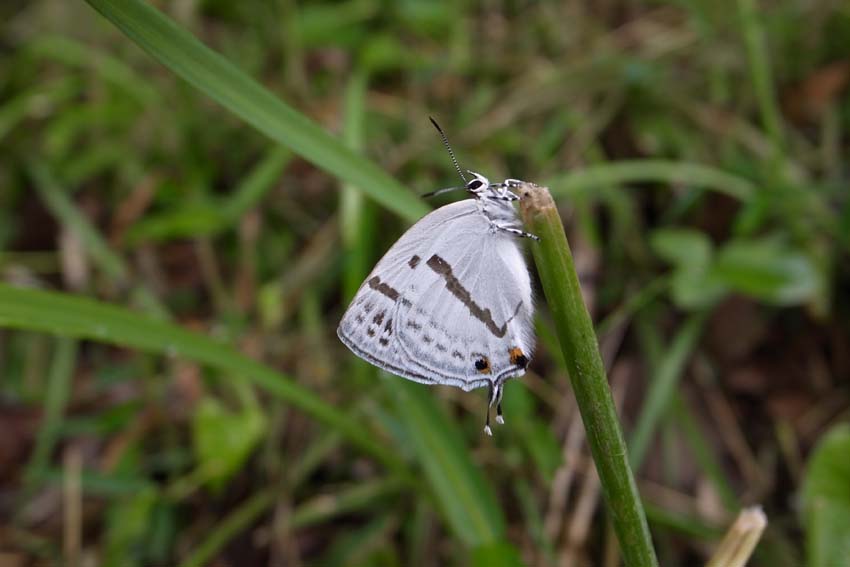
[0,284,406,475]
[629,312,707,470]
[520,183,658,567]
[547,160,756,202]
[340,70,378,303]
[178,489,275,567]
[30,162,127,282]
[26,35,160,105]
[83,0,428,222]
[737,0,785,152]
[218,147,291,223]
[671,393,738,511]
[25,338,78,482]
[30,162,169,318]
[127,147,292,243]
[387,379,508,549]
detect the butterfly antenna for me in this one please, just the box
[422,185,463,198]
[430,116,467,183]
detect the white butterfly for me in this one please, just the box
[337,121,538,435]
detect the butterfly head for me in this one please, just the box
[464,172,490,195]
[466,171,521,202]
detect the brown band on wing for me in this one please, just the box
[408,255,420,269]
[426,254,516,338]
[367,276,400,301]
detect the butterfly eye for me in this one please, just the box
[467,179,484,191]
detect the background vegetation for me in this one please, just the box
[1,0,849,565]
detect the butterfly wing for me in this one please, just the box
[337,199,534,391]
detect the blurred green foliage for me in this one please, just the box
[1,0,849,565]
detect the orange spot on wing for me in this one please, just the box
[509,347,528,368]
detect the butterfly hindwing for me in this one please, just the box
[337,199,533,391]
[396,232,533,389]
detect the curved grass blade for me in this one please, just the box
[83,0,428,222]
[547,160,756,202]
[387,380,509,550]
[0,284,406,476]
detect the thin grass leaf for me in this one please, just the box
[340,70,377,302]
[30,162,126,282]
[30,162,168,318]
[387,379,509,549]
[339,71,381,391]
[547,160,756,202]
[321,512,397,567]
[178,489,274,567]
[25,338,78,482]
[27,35,160,105]
[219,147,291,223]
[84,0,428,222]
[736,0,785,152]
[671,394,738,511]
[0,284,407,476]
[644,503,724,540]
[629,312,707,470]
[290,477,405,529]
[127,146,291,242]
[0,78,81,140]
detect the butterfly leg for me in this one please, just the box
[484,382,497,436]
[494,224,541,241]
[494,383,505,425]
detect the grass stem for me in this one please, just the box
[519,183,658,567]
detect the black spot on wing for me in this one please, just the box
[474,357,491,374]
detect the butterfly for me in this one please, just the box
[337,119,538,435]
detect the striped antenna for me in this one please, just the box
[429,117,467,183]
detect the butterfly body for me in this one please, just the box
[337,173,537,434]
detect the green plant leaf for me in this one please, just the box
[802,424,850,567]
[650,229,713,269]
[650,229,726,309]
[84,0,428,222]
[714,236,820,305]
[192,397,265,491]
